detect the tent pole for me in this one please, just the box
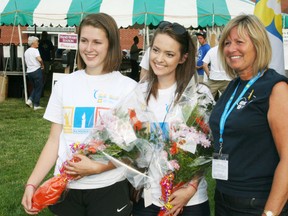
[18,25,28,102]
[144,3,148,49]
[143,12,147,49]
[146,26,150,48]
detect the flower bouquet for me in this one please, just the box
[93,82,163,189]
[158,78,215,215]
[32,157,80,211]
[32,83,163,212]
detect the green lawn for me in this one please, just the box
[0,91,215,216]
[0,92,53,216]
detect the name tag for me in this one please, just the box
[212,153,229,180]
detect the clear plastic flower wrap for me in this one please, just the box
[94,81,165,189]
[157,77,215,215]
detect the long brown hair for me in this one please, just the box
[146,22,196,103]
[76,13,122,73]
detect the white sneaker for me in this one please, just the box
[34,106,44,111]
[26,99,33,108]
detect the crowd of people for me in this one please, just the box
[22,13,288,216]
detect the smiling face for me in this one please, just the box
[150,33,186,88]
[79,25,109,75]
[223,26,256,80]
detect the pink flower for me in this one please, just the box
[169,160,180,170]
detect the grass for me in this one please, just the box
[0,91,53,216]
[0,90,215,216]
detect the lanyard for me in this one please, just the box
[218,72,262,155]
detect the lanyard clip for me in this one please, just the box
[218,145,223,156]
[218,135,223,156]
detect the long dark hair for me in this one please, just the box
[146,22,196,103]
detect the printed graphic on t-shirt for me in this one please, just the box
[236,89,256,110]
[63,106,74,133]
[95,107,110,125]
[63,106,110,134]
[74,107,95,132]
[94,90,118,104]
[197,50,203,60]
[159,122,169,141]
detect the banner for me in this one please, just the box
[254,0,285,75]
[58,33,78,50]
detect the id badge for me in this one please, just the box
[212,153,229,180]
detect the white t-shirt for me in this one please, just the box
[139,47,150,71]
[24,47,41,73]
[44,70,137,189]
[202,46,231,81]
[145,82,211,207]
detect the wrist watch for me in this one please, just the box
[263,210,277,216]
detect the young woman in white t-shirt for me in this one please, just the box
[132,21,211,216]
[22,13,136,216]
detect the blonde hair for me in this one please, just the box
[218,14,271,78]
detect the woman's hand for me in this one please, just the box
[64,154,113,179]
[64,154,100,179]
[164,185,197,216]
[21,185,39,215]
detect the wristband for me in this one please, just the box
[188,182,198,191]
[25,184,37,190]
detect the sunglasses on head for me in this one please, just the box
[158,21,187,35]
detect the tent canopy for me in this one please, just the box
[284,14,288,29]
[0,0,256,28]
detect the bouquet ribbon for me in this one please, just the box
[158,173,186,216]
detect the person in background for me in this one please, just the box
[129,35,140,81]
[139,47,150,80]
[209,14,288,216]
[120,49,131,73]
[196,31,210,83]
[122,49,129,60]
[39,31,54,85]
[203,44,232,101]
[132,21,212,216]
[24,36,44,110]
[22,13,137,216]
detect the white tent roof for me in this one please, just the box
[0,0,255,28]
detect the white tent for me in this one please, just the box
[0,0,255,28]
[0,0,256,101]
